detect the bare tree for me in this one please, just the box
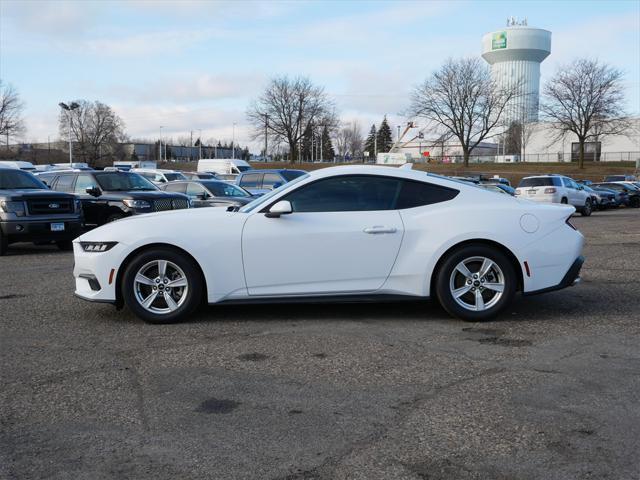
[332,121,364,161]
[409,57,518,166]
[541,58,627,169]
[58,100,127,166]
[0,81,26,146]
[247,76,338,163]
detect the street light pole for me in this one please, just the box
[198,129,202,160]
[159,126,164,162]
[59,102,80,166]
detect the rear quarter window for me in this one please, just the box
[396,180,459,209]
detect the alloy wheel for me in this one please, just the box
[133,259,189,314]
[448,256,505,312]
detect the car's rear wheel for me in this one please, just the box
[630,196,640,208]
[435,245,517,322]
[0,232,8,256]
[581,199,592,216]
[561,198,568,204]
[56,240,73,251]
[122,248,203,324]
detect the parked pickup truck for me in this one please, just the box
[0,167,83,255]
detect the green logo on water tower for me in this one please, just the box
[492,31,507,49]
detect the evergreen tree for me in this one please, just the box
[376,116,393,153]
[364,124,377,157]
[321,125,335,161]
[301,123,313,161]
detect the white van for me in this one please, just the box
[197,159,251,176]
[0,160,36,171]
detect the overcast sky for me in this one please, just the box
[1,0,639,150]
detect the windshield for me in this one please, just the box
[281,170,307,181]
[164,172,187,181]
[239,173,310,213]
[94,172,157,191]
[0,169,47,190]
[201,181,250,197]
[236,165,252,172]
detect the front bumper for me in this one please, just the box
[73,241,126,304]
[524,256,584,296]
[1,218,83,243]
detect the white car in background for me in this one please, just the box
[515,175,593,216]
[73,166,585,324]
[131,168,187,185]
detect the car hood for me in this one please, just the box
[76,206,237,243]
[0,188,76,200]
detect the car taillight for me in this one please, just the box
[544,188,557,194]
[566,217,577,230]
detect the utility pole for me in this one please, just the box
[190,130,193,162]
[198,129,202,160]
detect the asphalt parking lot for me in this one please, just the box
[1,208,639,480]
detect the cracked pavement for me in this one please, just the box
[1,208,639,479]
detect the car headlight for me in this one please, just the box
[75,199,83,212]
[0,201,26,216]
[122,199,151,209]
[80,241,118,252]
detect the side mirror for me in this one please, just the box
[86,187,101,197]
[265,200,292,218]
[271,182,283,190]
[197,192,208,200]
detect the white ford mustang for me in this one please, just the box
[73,165,584,324]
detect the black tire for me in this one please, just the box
[56,240,73,251]
[630,196,640,208]
[106,213,125,223]
[580,199,592,217]
[435,244,517,322]
[121,247,203,324]
[561,198,568,204]
[0,233,7,256]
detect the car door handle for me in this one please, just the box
[363,226,397,234]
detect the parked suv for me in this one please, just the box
[236,169,307,195]
[515,175,592,216]
[0,168,83,255]
[593,182,640,208]
[131,169,187,185]
[39,171,191,227]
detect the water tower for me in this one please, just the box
[481,17,551,123]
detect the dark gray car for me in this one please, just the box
[161,180,255,208]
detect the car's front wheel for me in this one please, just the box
[122,248,203,324]
[435,245,517,322]
[581,199,592,216]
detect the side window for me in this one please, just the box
[262,173,283,188]
[283,175,401,212]
[154,173,166,183]
[55,174,75,192]
[74,174,98,194]
[396,180,459,209]
[563,178,574,189]
[164,183,186,193]
[140,172,155,181]
[38,174,55,186]
[186,183,205,197]
[240,173,263,188]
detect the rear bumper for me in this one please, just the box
[523,256,584,296]
[1,218,83,243]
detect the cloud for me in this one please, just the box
[106,73,266,104]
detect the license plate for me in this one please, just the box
[527,189,537,195]
[51,223,65,232]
